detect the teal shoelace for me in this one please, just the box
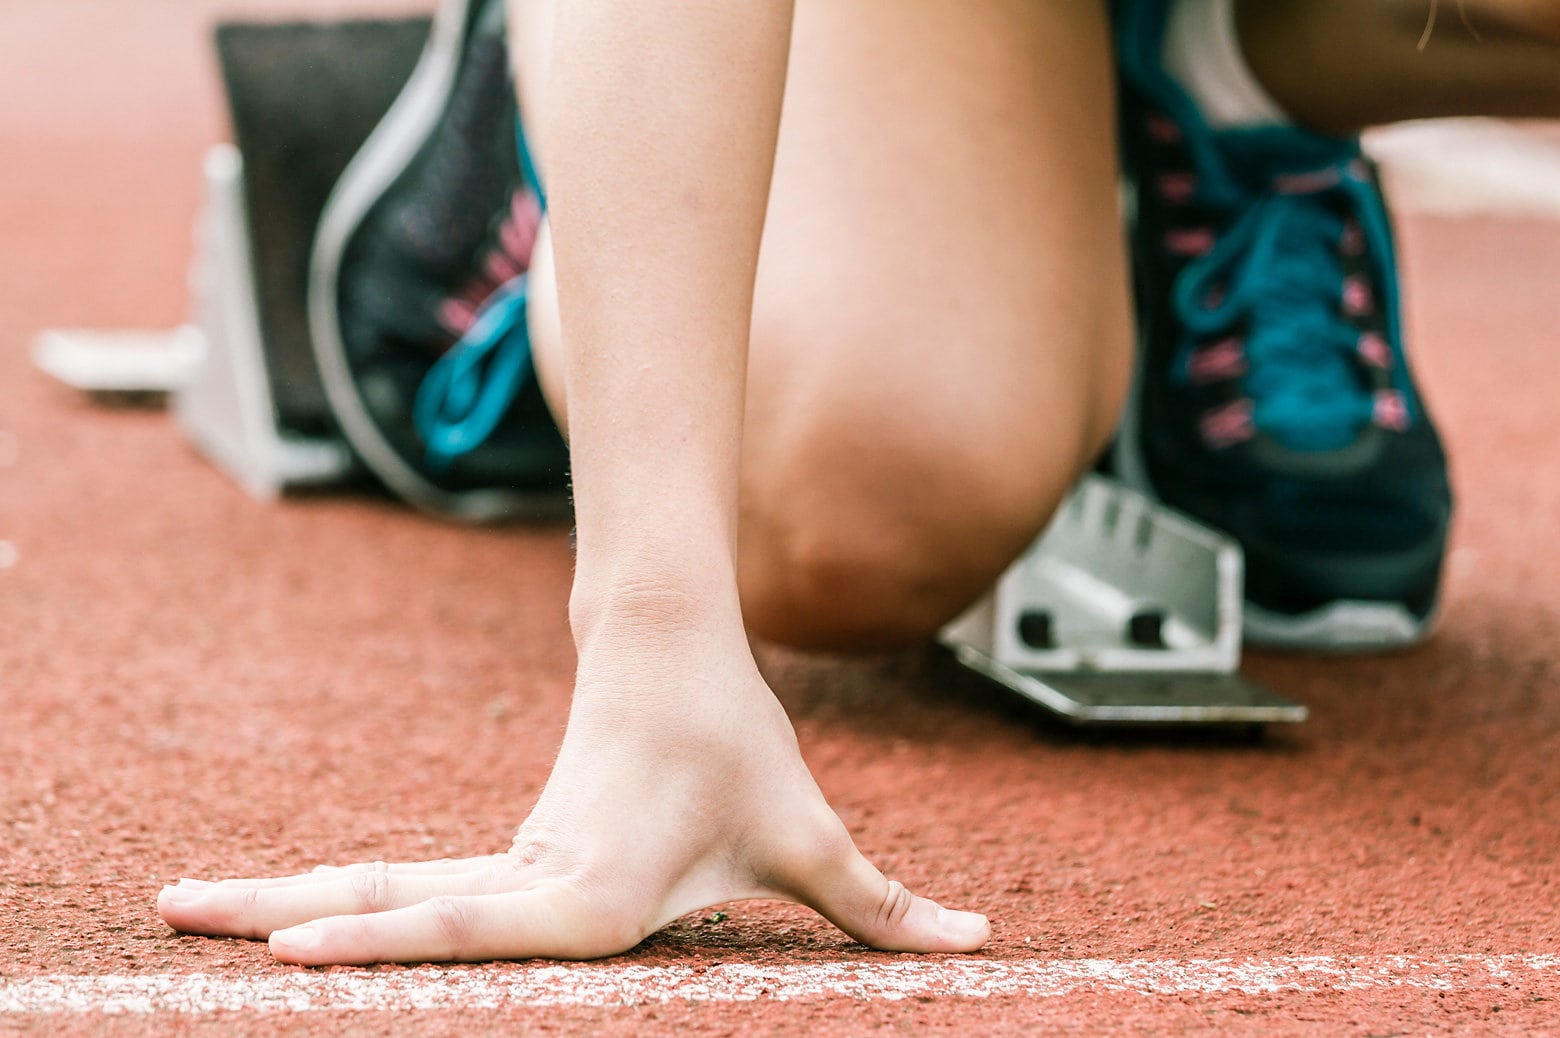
[1173,160,1398,453]
[413,275,532,467]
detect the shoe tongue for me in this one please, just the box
[1213,126,1360,192]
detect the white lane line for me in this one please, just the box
[2,956,1558,1013]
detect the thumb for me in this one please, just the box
[800,835,990,953]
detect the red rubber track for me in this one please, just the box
[3,2,1559,1034]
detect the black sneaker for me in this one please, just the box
[309,0,569,522]
[1112,0,1453,650]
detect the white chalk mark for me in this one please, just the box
[1,955,1557,1014]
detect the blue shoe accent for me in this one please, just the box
[1111,0,1452,649]
[414,274,533,465]
[412,119,545,466]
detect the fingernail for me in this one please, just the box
[176,878,216,889]
[160,885,207,907]
[938,908,989,938]
[272,925,320,952]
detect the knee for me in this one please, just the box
[739,409,1099,652]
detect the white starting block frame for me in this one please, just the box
[941,475,1307,726]
[31,144,353,500]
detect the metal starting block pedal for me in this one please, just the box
[941,475,1307,727]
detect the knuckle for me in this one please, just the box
[509,822,565,869]
[424,896,474,957]
[478,859,527,895]
[236,885,262,915]
[221,886,264,936]
[875,880,914,932]
[348,870,395,913]
[761,811,858,895]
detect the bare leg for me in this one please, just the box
[1237,0,1560,134]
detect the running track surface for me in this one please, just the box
[4,2,1560,1034]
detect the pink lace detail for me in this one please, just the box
[1164,227,1215,257]
[1200,399,1256,449]
[1187,337,1247,385]
[436,189,542,341]
[1373,389,1410,431]
[437,296,479,334]
[484,249,524,285]
[1357,332,1392,369]
[1342,275,1373,316]
[1156,171,1197,204]
[500,193,541,262]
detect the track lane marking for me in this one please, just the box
[3,955,1558,1013]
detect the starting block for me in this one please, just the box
[941,475,1307,727]
[35,145,354,499]
[29,16,1305,729]
[32,17,432,499]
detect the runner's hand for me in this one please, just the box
[157,637,989,964]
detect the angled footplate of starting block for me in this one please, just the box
[941,475,1307,727]
[32,18,430,499]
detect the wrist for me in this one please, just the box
[568,564,745,655]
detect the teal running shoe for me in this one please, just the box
[1112,0,1453,650]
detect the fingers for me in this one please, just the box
[791,828,990,954]
[197,856,504,889]
[158,864,514,940]
[309,856,504,876]
[268,887,621,965]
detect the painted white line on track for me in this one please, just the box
[2,956,1558,1014]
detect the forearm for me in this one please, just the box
[542,1,793,641]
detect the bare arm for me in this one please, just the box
[548,1,790,640]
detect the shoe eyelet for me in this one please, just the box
[1156,172,1197,203]
[1372,389,1410,431]
[1342,276,1373,316]
[1163,227,1215,257]
[1357,332,1392,369]
[1199,399,1256,449]
[1187,337,1248,385]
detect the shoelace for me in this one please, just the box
[1173,160,1397,453]
[413,274,532,467]
[411,116,548,468]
